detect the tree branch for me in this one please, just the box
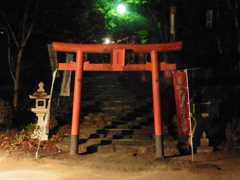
[6,33,16,82]
[0,7,19,48]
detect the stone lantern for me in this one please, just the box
[29,81,50,140]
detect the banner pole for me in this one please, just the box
[185,69,194,161]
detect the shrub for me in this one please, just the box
[0,99,13,128]
[219,116,240,152]
[25,123,37,135]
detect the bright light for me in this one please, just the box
[104,38,110,44]
[117,4,126,14]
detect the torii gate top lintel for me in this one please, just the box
[53,41,182,71]
[53,41,182,53]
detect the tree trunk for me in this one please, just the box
[235,17,240,70]
[226,0,240,71]
[13,48,23,110]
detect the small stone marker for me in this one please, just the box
[197,131,213,153]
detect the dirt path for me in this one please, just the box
[0,150,239,180]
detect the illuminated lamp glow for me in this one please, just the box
[117,4,126,14]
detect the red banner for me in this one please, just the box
[173,71,191,138]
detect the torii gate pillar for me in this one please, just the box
[70,50,84,154]
[151,50,164,157]
[53,42,182,158]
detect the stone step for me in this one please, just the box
[86,112,120,117]
[79,125,173,140]
[92,128,152,136]
[82,85,130,90]
[79,129,98,138]
[82,105,132,110]
[80,128,152,139]
[57,138,179,156]
[81,106,152,113]
[83,112,152,120]
[78,142,155,155]
[82,94,135,99]
[103,124,150,129]
[86,138,154,145]
[83,115,150,121]
[82,88,133,92]
[110,134,153,139]
[81,96,144,102]
[82,91,137,96]
[81,96,138,102]
[88,133,153,139]
[81,107,136,113]
[81,117,153,131]
[78,140,178,155]
[82,119,103,124]
[80,133,152,140]
[81,100,150,106]
[112,120,152,126]
[81,124,110,129]
[80,122,152,130]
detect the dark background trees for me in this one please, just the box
[0,0,105,109]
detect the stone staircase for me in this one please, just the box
[58,71,179,156]
[79,71,155,154]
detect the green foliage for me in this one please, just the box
[125,0,148,3]
[91,0,174,43]
[25,123,37,135]
[11,129,26,145]
[93,0,150,40]
[136,30,148,44]
[0,99,13,128]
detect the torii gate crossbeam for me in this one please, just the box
[53,41,182,158]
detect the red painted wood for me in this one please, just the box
[71,50,84,136]
[53,41,182,156]
[53,42,182,53]
[111,49,126,67]
[151,50,162,136]
[59,61,176,71]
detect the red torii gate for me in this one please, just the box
[53,41,182,158]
